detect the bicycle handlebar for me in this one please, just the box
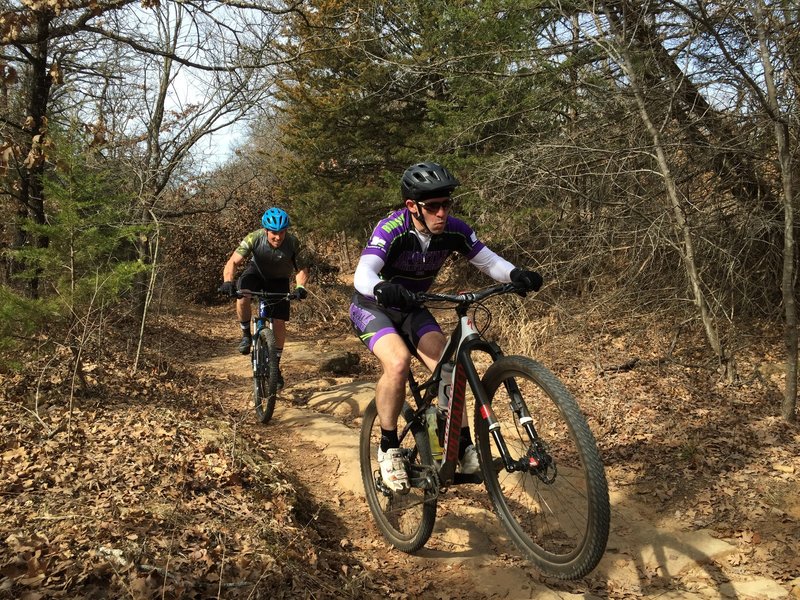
[236,288,303,301]
[217,283,301,301]
[412,281,525,306]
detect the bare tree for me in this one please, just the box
[654,0,798,415]
[91,2,290,320]
[0,0,298,297]
[750,0,798,421]
[590,2,737,381]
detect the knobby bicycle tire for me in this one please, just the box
[475,355,610,580]
[253,327,279,424]
[359,399,437,553]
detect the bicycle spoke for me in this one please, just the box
[477,356,609,580]
[359,400,437,552]
[493,383,591,549]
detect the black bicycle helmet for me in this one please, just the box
[400,162,460,201]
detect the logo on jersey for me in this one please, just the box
[381,214,404,234]
[368,236,386,249]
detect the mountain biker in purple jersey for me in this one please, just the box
[220,207,310,389]
[349,162,542,492]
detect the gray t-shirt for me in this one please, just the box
[235,230,308,279]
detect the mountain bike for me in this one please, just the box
[237,288,302,424]
[359,282,610,580]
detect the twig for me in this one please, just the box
[30,513,87,521]
[216,532,226,599]
[599,357,639,375]
[0,399,52,434]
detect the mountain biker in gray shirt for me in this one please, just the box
[349,162,542,492]
[221,207,310,389]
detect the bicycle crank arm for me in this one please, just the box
[453,472,483,485]
[408,466,440,494]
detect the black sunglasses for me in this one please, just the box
[417,199,453,213]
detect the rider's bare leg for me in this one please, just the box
[236,297,252,324]
[372,333,412,432]
[372,330,446,430]
[416,331,447,371]
[272,319,287,349]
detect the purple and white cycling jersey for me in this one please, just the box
[354,208,508,295]
[349,207,517,351]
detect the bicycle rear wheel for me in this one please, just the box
[475,355,609,580]
[253,327,279,424]
[359,399,437,553]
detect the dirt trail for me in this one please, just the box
[194,312,792,600]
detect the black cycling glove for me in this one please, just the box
[294,285,308,300]
[219,281,238,298]
[510,268,543,293]
[373,281,416,311]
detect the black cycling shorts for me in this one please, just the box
[349,291,442,353]
[238,263,291,321]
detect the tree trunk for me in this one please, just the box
[13,14,54,298]
[604,7,735,382]
[754,0,798,421]
[599,0,776,210]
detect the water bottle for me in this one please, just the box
[438,361,454,410]
[425,406,443,462]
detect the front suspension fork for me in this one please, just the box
[478,373,551,475]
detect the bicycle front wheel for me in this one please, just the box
[253,328,279,424]
[359,399,437,553]
[476,355,610,580]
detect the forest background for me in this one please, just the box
[0,0,798,597]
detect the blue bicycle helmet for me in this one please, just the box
[261,207,290,232]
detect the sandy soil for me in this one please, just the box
[190,306,795,600]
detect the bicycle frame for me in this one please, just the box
[238,288,297,339]
[255,297,274,337]
[404,284,532,488]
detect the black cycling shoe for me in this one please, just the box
[238,335,252,355]
[275,368,285,390]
